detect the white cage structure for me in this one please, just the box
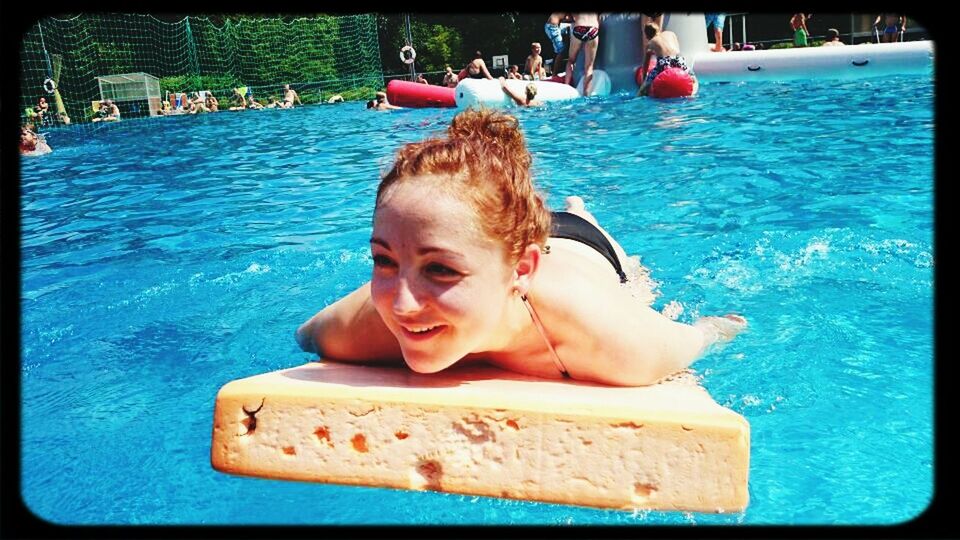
[96,72,162,117]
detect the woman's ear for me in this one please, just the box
[512,244,542,296]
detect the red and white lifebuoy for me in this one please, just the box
[399,46,416,65]
[43,78,57,94]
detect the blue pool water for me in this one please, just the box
[20,76,933,525]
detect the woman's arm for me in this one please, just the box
[499,77,526,106]
[545,266,745,386]
[295,282,404,363]
[480,61,494,79]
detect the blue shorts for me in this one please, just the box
[544,23,565,54]
[705,13,726,30]
[884,25,899,34]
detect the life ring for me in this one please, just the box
[43,78,56,94]
[400,45,416,65]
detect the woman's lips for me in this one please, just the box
[399,324,446,342]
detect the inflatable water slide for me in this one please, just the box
[573,13,934,94]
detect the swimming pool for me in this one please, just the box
[20,75,933,525]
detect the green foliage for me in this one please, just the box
[769,42,795,49]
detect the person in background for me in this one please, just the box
[190,92,209,113]
[524,42,545,80]
[822,28,845,46]
[205,93,219,112]
[640,13,664,58]
[282,84,302,108]
[246,94,264,110]
[499,77,543,108]
[459,51,494,81]
[637,21,698,97]
[544,13,571,79]
[20,125,52,155]
[416,73,430,85]
[92,99,120,122]
[731,42,742,51]
[229,88,246,111]
[564,13,601,96]
[874,14,905,43]
[505,65,523,80]
[442,65,459,88]
[34,97,50,124]
[705,13,726,52]
[791,13,811,47]
[266,96,282,108]
[373,91,402,111]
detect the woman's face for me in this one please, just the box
[370,177,516,373]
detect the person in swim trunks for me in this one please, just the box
[790,13,810,47]
[296,108,747,386]
[873,13,905,43]
[638,22,699,97]
[706,13,726,52]
[544,13,572,76]
[564,13,601,96]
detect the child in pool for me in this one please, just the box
[296,109,746,386]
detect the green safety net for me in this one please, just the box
[20,13,384,130]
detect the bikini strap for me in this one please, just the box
[521,295,569,377]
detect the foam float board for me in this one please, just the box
[211,361,749,513]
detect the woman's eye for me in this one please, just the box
[372,255,396,268]
[425,263,459,277]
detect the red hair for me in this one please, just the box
[377,108,551,263]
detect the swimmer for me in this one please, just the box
[20,125,51,155]
[373,91,401,111]
[295,109,747,387]
[874,14,905,43]
[822,28,845,46]
[638,21,699,97]
[499,77,543,108]
[229,88,247,111]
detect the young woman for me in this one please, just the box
[296,109,746,386]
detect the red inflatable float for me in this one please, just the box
[635,65,696,99]
[386,79,456,108]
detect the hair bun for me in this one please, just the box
[447,109,528,167]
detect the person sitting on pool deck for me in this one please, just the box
[500,77,543,108]
[281,84,302,108]
[205,92,219,112]
[505,64,522,80]
[229,88,247,111]
[92,99,120,122]
[246,94,264,110]
[295,108,747,387]
[638,21,699,97]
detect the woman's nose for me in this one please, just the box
[392,276,423,315]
